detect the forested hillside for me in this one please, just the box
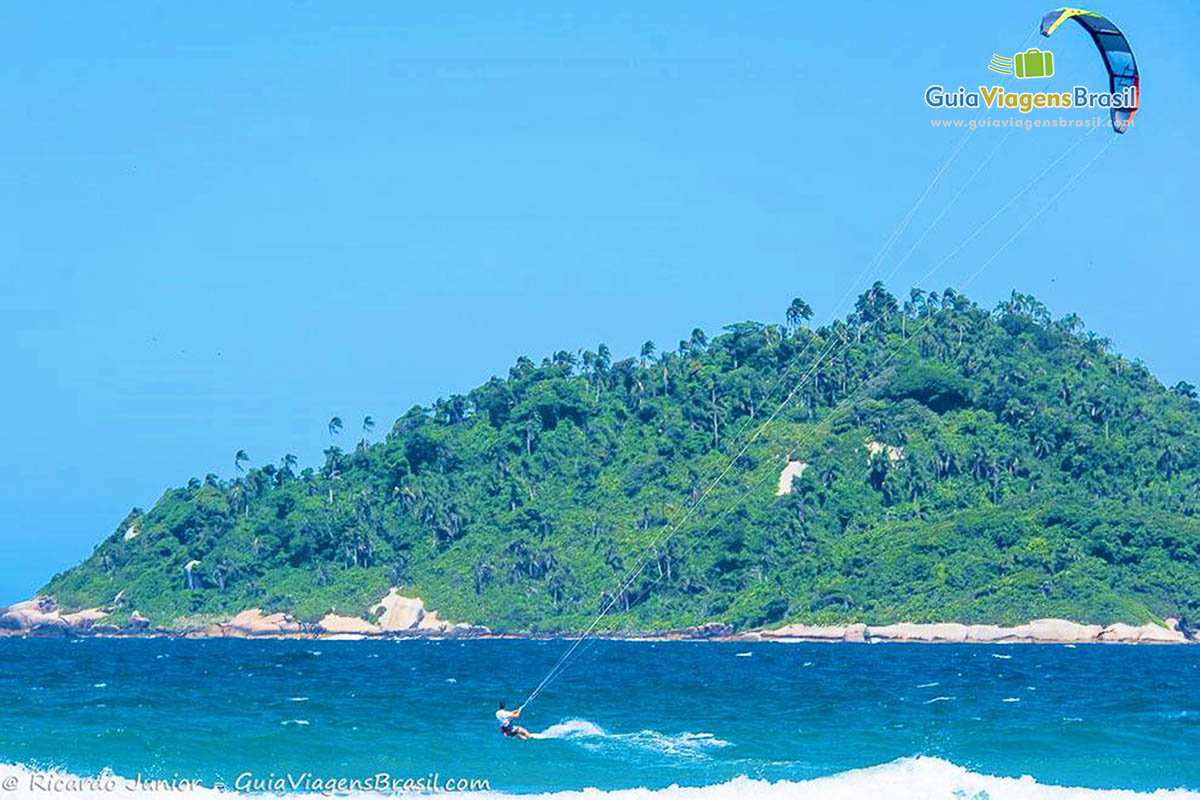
[43,285,1200,631]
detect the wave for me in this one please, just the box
[482,759,1200,800]
[530,719,729,757]
[2,757,1197,799]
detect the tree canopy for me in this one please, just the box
[43,286,1200,632]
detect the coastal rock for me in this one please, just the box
[964,624,1019,642]
[1137,623,1187,644]
[748,617,1195,645]
[181,623,225,638]
[226,609,302,636]
[372,589,427,630]
[1099,622,1186,644]
[446,622,492,638]
[317,613,382,636]
[1099,622,1138,642]
[371,588,458,633]
[674,622,735,639]
[129,611,150,630]
[60,608,109,629]
[843,623,868,642]
[1024,618,1102,643]
[1165,618,1195,642]
[761,624,850,642]
[867,623,969,643]
[0,597,120,633]
[35,596,58,614]
[420,609,449,632]
[1,598,60,629]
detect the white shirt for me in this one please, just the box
[496,709,516,726]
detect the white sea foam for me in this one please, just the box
[531,719,729,757]
[534,719,608,739]
[734,652,752,657]
[3,757,1197,799]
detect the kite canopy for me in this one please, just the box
[1040,7,1139,133]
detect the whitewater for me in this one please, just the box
[3,757,1198,799]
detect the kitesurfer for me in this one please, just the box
[496,702,531,739]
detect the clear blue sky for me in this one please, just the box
[2,2,1197,604]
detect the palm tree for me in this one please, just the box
[328,416,343,438]
[909,288,927,315]
[640,341,656,367]
[281,453,298,474]
[362,415,375,443]
[1058,312,1085,336]
[786,297,814,331]
[323,445,343,503]
[234,450,249,474]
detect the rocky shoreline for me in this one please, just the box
[1,594,1194,644]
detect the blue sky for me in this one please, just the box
[2,1,1197,604]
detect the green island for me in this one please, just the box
[39,285,1200,634]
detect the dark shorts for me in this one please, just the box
[500,723,517,737]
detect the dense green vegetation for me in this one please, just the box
[42,286,1200,631]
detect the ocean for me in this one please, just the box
[0,638,1197,798]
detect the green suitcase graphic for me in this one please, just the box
[1014,48,1054,79]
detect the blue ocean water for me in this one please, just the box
[0,638,1197,797]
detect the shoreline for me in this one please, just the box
[1,612,1192,646]
[3,593,1193,645]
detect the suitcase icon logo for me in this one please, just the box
[1014,48,1055,79]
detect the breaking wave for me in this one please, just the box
[2,757,1197,799]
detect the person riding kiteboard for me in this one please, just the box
[496,702,531,739]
